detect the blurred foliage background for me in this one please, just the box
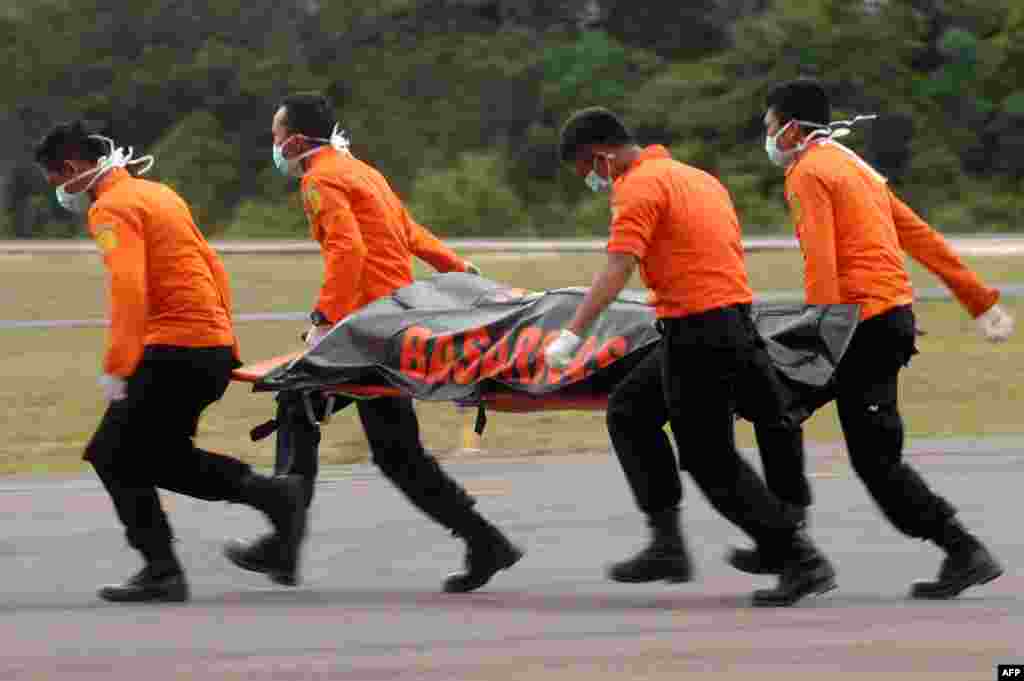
[2,0,1022,239]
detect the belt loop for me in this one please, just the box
[321,394,337,425]
[301,392,321,428]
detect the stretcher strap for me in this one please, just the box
[475,405,487,436]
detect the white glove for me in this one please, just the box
[976,304,1014,343]
[304,324,332,348]
[464,261,481,276]
[544,329,583,369]
[99,374,127,402]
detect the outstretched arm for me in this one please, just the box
[545,253,636,369]
[890,191,999,318]
[568,253,637,336]
[404,208,468,273]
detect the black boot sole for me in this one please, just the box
[442,545,525,593]
[608,563,694,584]
[909,560,1003,600]
[98,581,189,603]
[751,571,837,607]
[224,540,299,587]
[231,475,308,587]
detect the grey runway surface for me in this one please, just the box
[1,440,1022,680]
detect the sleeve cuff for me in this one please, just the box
[607,241,646,259]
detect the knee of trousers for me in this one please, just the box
[94,469,173,550]
[375,451,475,509]
[755,422,805,452]
[606,393,664,434]
[90,447,148,488]
[839,399,903,469]
[683,445,747,482]
[373,447,435,481]
[364,420,422,470]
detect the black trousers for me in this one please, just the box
[273,391,479,535]
[761,305,955,539]
[85,346,253,563]
[606,304,803,546]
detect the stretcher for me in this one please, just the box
[232,349,613,433]
[230,274,859,438]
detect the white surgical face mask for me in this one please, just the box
[273,124,351,178]
[54,135,154,214]
[56,183,94,214]
[765,121,800,168]
[584,153,614,193]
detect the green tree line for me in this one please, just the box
[3,0,1022,239]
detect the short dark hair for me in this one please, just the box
[279,92,335,139]
[766,78,831,127]
[558,107,633,162]
[34,119,111,171]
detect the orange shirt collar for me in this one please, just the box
[305,146,339,174]
[631,144,670,168]
[617,145,670,183]
[93,167,130,199]
[784,138,828,177]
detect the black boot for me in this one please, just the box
[98,560,188,603]
[751,531,836,607]
[224,474,307,586]
[727,545,785,575]
[911,519,1002,599]
[608,509,693,584]
[443,517,524,593]
[728,509,808,575]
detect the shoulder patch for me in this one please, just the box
[93,224,118,253]
[303,183,322,217]
[786,193,802,226]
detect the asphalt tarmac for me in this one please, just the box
[1,439,1021,680]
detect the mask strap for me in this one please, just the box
[68,135,154,193]
[775,120,795,136]
[284,123,351,163]
[329,123,350,152]
[114,142,155,176]
[793,114,877,141]
[125,154,155,175]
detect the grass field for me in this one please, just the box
[1,249,1022,475]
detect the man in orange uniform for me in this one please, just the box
[729,78,1007,598]
[226,93,522,593]
[546,107,835,606]
[34,120,306,603]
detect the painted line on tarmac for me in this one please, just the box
[6,284,1023,330]
[4,236,1024,255]
[0,311,306,329]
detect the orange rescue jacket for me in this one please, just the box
[606,145,753,319]
[300,148,468,323]
[87,168,238,377]
[785,140,998,320]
